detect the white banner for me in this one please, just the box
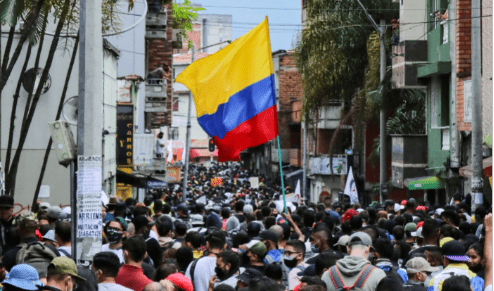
[343,167,358,204]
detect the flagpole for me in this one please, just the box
[276,135,287,213]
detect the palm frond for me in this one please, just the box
[0,0,12,23]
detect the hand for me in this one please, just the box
[485,213,492,232]
[208,274,218,291]
[281,211,292,222]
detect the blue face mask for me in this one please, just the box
[311,245,319,253]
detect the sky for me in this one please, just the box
[185,0,302,51]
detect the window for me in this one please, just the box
[173,97,179,112]
[168,127,179,140]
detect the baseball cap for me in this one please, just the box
[238,268,264,284]
[47,257,86,281]
[39,202,51,212]
[246,240,267,257]
[405,222,417,233]
[132,215,155,231]
[47,206,61,220]
[190,214,204,226]
[14,210,38,226]
[2,264,42,290]
[165,273,194,291]
[348,232,373,247]
[442,240,469,262]
[0,195,13,208]
[42,229,57,242]
[334,235,350,247]
[435,208,444,216]
[259,230,279,243]
[405,257,440,274]
[413,227,424,238]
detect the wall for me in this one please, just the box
[102,44,119,196]
[310,175,341,203]
[482,0,493,138]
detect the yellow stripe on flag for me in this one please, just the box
[175,17,274,118]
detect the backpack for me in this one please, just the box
[377,264,407,283]
[329,264,376,291]
[16,241,58,277]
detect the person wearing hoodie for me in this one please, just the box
[321,232,386,291]
[260,230,282,265]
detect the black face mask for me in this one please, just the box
[106,230,123,244]
[469,263,483,274]
[242,252,250,265]
[284,256,298,269]
[215,266,229,280]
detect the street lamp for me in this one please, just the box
[181,40,232,203]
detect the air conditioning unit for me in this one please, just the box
[48,120,77,166]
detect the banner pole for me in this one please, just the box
[276,135,286,213]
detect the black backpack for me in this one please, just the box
[328,264,376,291]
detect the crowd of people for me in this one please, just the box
[0,162,490,291]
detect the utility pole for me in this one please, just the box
[181,41,231,204]
[76,0,103,263]
[471,0,483,212]
[379,20,387,203]
[182,45,195,203]
[302,119,307,203]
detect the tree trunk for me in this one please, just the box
[5,45,33,176]
[33,33,79,207]
[6,0,70,197]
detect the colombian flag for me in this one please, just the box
[175,18,278,162]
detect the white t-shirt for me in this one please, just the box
[101,244,124,263]
[99,283,133,291]
[58,246,71,257]
[185,256,216,291]
[156,138,165,154]
[288,262,309,290]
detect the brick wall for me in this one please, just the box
[457,0,472,77]
[174,23,202,54]
[457,77,472,131]
[147,4,173,125]
[278,52,303,149]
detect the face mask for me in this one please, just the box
[106,230,123,244]
[242,252,250,265]
[311,245,319,254]
[215,267,228,280]
[284,255,298,268]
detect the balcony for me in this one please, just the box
[145,79,167,112]
[391,41,428,89]
[145,3,167,39]
[391,135,428,188]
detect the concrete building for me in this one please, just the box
[169,12,232,162]
[390,0,492,204]
[0,23,120,208]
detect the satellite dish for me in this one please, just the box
[21,68,51,95]
[62,96,78,125]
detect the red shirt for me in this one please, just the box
[115,264,152,291]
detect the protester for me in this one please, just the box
[92,252,132,291]
[115,236,153,291]
[39,257,86,291]
[1,264,42,291]
[102,217,128,263]
[54,221,72,257]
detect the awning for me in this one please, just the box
[405,176,445,190]
[116,170,168,189]
[189,149,218,158]
[484,133,492,148]
[459,157,492,178]
[286,169,303,179]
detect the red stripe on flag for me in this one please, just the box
[214,105,278,162]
